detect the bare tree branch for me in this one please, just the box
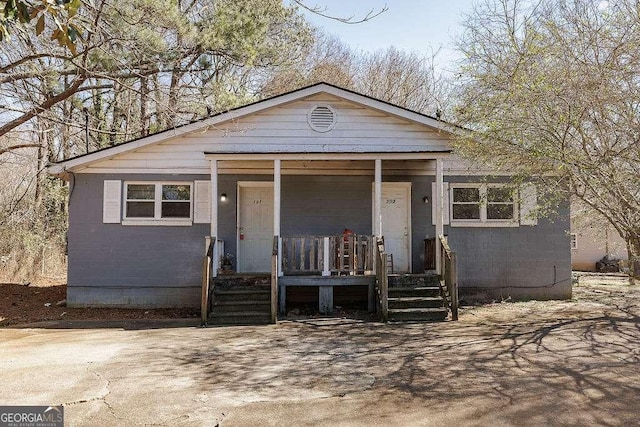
[0,144,42,156]
[293,1,388,24]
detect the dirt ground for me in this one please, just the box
[0,274,639,426]
[0,273,634,326]
[0,281,198,326]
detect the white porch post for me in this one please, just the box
[322,237,330,276]
[435,158,444,274]
[274,159,282,276]
[374,159,382,238]
[210,159,219,277]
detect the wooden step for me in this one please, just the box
[212,300,271,312]
[388,286,441,298]
[213,275,271,288]
[388,274,440,287]
[388,307,448,322]
[208,311,271,325]
[213,289,270,301]
[388,296,444,309]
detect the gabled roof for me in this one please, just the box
[48,82,458,175]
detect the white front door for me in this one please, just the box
[238,184,274,272]
[380,183,411,273]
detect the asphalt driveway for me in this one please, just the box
[1,280,639,426]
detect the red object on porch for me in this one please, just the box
[343,228,354,241]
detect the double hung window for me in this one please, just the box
[451,184,516,224]
[124,182,192,222]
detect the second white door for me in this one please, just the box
[380,183,411,273]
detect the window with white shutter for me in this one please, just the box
[120,181,193,226]
[447,183,520,227]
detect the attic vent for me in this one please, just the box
[308,104,336,132]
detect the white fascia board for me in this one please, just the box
[47,134,180,176]
[204,152,451,161]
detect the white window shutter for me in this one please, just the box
[519,183,538,226]
[444,183,450,225]
[193,180,211,224]
[431,182,450,226]
[103,180,122,224]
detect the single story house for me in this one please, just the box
[48,83,572,319]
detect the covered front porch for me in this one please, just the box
[199,154,458,324]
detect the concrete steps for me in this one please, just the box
[386,274,448,322]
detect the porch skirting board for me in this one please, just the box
[67,285,201,308]
[278,276,376,315]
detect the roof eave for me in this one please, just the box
[48,82,460,174]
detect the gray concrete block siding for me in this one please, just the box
[440,177,572,300]
[68,173,571,308]
[281,176,372,237]
[68,174,210,307]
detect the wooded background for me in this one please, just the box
[0,0,447,281]
[2,0,639,282]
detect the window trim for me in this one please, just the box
[450,184,482,223]
[450,183,519,227]
[122,181,193,226]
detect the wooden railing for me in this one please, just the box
[201,237,214,326]
[281,236,325,273]
[439,234,459,321]
[281,235,375,275]
[270,236,278,324]
[201,236,225,326]
[375,238,389,322]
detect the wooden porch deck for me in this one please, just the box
[201,235,459,324]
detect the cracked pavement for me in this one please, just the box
[1,280,639,426]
